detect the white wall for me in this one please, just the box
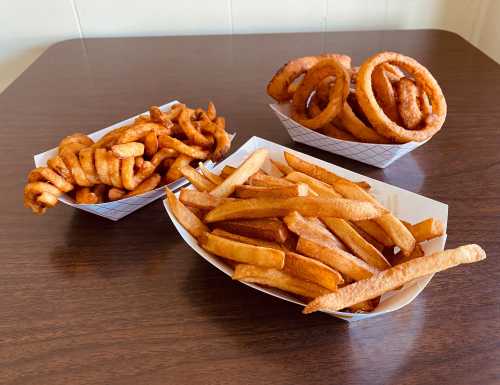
[0,0,498,93]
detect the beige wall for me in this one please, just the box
[0,0,498,93]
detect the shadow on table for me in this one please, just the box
[49,200,178,277]
[181,256,427,383]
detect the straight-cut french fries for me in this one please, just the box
[283,211,346,250]
[180,165,216,191]
[166,188,208,238]
[322,217,391,270]
[179,189,234,210]
[211,228,282,250]
[284,252,343,290]
[234,183,309,199]
[333,179,415,254]
[303,244,486,313]
[353,220,394,247]
[167,147,484,316]
[200,232,285,268]
[210,149,268,198]
[284,151,370,190]
[403,218,445,242]
[204,196,386,223]
[215,218,289,243]
[233,264,330,299]
[296,237,379,281]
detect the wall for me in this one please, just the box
[0,0,498,93]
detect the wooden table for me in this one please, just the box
[1,30,499,385]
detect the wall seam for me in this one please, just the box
[229,0,234,34]
[69,0,84,39]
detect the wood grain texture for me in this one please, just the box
[0,30,499,385]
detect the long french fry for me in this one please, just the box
[283,211,346,250]
[204,196,386,223]
[166,188,208,239]
[333,179,415,253]
[179,189,235,210]
[210,148,268,198]
[284,252,343,290]
[233,264,330,298]
[211,228,282,250]
[285,171,342,198]
[303,244,486,314]
[296,237,379,281]
[284,151,370,190]
[180,165,216,191]
[248,173,296,188]
[403,218,445,242]
[159,135,209,159]
[200,232,285,268]
[270,159,294,175]
[198,162,224,185]
[322,218,391,270]
[353,220,394,248]
[234,184,309,199]
[215,218,289,243]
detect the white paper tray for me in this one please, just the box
[163,136,448,322]
[270,103,429,169]
[34,100,220,221]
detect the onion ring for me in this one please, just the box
[291,58,351,129]
[335,102,390,143]
[356,51,447,142]
[419,88,432,116]
[267,54,351,102]
[396,77,423,129]
[322,123,356,141]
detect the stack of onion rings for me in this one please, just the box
[267,51,447,144]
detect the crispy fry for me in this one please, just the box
[59,147,91,187]
[94,148,111,186]
[144,132,159,158]
[166,188,208,239]
[210,149,268,198]
[118,122,167,144]
[198,162,224,185]
[322,217,391,270]
[77,148,100,185]
[233,264,330,298]
[24,182,62,214]
[179,189,234,210]
[296,237,379,281]
[200,232,285,268]
[403,218,445,242]
[211,117,231,161]
[284,252,343,290]
[179,108,214,147]
[215,218,289,243]
[158,135,209,160]
[234,184,309,199]
[108,187,126,201]
[303,244,486,313]
[283,211,346,250]
[248,173,296,188]
[151,148,178,168]
[285,171,342,198]
[180,165,216,191]
[333,179,415,253]
[28,167,73,193]
[284,152,370,190]
[111,142,144,159]
[270,159,294,176]
[75,187,98,204]
[211,228,282,250]
[205,196,386,223]
[353,220,394,248]
[106,151,122,188]
[47,156,75,184]
[391,244,424,266]
[125,173,160,197]
[59,133,94,149]
[132,161,155,187]
[165,154,194,183]
[135,156,144,169]
[206,101,217,121]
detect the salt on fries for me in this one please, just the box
[167,149,485,314]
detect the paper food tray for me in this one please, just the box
[270,103,429,169]
[34,100,228,221]
[163,136,447,322]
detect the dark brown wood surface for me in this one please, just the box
[1,30,499,385]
